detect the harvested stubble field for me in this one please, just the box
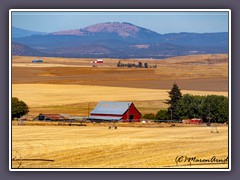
[12,54,228,115]
[12,84,228,116]
[11,54,229,169]
[12,124,228,169]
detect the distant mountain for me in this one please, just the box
[12,22,228,58]
[12,26,47,38]
[12,42,46,56]
[163,32,228,46]
[51,22,162,39]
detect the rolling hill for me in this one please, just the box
[12,26,47,38]
[12,42,46,56]
[12,22,228,58]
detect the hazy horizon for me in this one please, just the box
[11,11,229,34]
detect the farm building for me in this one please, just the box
[92,59,103,64]
[89,101,141,122]
[34,114,73,121]
[182,119,191,124]
[32,59,43,63]
[190,118,204,124]
[182,118,204,124]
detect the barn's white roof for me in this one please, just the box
[88,115,122,121]
[90,101,132,115]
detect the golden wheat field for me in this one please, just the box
[12,54,229,116]
[12,124,228,169]
[11,54,229,169]
[12,84,228,116]
[11,54,229,115]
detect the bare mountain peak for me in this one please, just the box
[50,22,156,37]
[82,22,141,37]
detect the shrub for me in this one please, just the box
[143,113,156,120]
[155,109,170,120]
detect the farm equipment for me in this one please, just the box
[108,122,117,129]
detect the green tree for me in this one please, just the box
[138,61,143,68]
[175,94,204,120]
[165,83,182,120]
[144,63,148,68]
[200,95,228,123]
[155,109,170,120]
[12,97,29,120]
[175,94,228,123]
[117,60,122,67]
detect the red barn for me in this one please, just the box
[89,101,141,122]
[190,118,204,124]
[93,59,103,63]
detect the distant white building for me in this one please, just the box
[92,59,103,64]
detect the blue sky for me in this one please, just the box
[11,11,229,34]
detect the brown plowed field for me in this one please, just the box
[12,54,228,91]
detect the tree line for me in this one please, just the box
[117,61,157,68]
[143,83,228,123]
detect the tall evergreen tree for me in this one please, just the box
[165,83,182,120]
